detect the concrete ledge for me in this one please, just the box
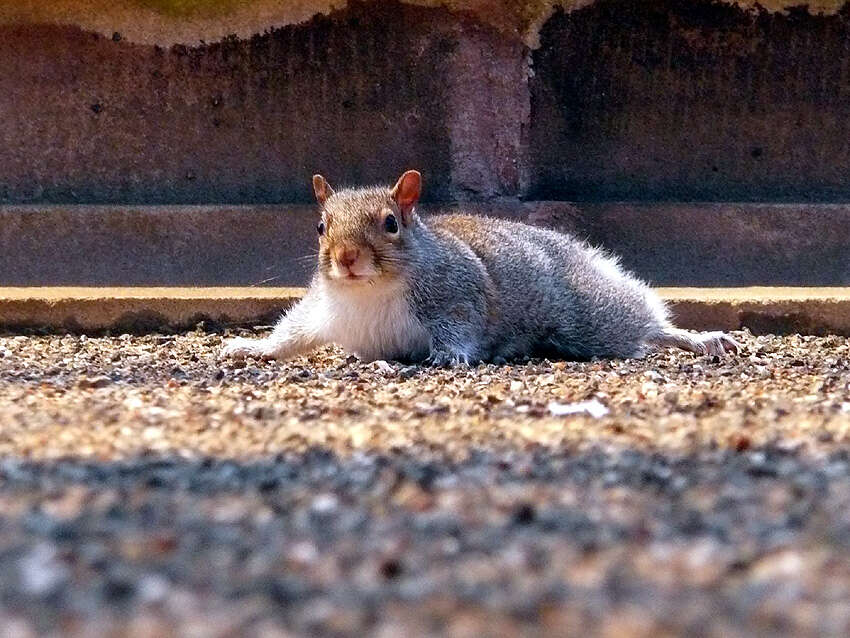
[2,203,849,288]
[663,288,850,336]
[1,287,849,335]
[0,288,303,333]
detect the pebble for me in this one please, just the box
[310,493,339,515]
[547,399,609,418]
[0,331,845,634]
[77,375,113,389]
[18,543,69,596]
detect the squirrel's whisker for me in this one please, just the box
[221,170,739,364]
[250,274,283,286]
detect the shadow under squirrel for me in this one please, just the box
[223,170,738,365]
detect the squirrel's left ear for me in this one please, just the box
[390,170,421,225]
[312,174,334,205]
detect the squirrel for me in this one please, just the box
[222,170,739,365]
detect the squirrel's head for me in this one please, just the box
[312,170,422,286]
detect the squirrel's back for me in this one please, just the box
[222,171,738,364]
[422,214,670,360]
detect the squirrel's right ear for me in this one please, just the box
[312,174,334,205]
[390,170,421,225]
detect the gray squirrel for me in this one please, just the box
[223,170,738,364]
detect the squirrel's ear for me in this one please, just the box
[312,174,334,205]
[390,170,421,224]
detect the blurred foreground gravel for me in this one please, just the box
[0,329,849,636]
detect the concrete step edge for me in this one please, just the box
[0,287,849,335]
[2,203,849,287]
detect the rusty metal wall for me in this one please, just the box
[0,2,526,204]
[0,4,461,203]
[0,0,849,204]
[529,0,850,201]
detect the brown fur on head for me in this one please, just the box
[312,171,422,285]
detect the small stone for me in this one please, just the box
[310,493,339,516]
[379,558,403,580]
[399,366,418,379]
[373,360,395,375]
[18,543,69,596]
[511,503,536,525]
[137,574,170,604]
[77,375,112,389]
[547,399,609,418]
[102,577,136,603]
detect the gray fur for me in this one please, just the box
[405,214,670,363]
[222,179,739,364]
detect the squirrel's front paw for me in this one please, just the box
[221,337,273,360]
[696,331,741,356]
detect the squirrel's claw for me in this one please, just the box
[221,337,275,361]
[425,350,471,368]
[651,328,740,358]
[697,331,741,356]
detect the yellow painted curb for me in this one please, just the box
[0,287,303,332]
[0,287,848,335]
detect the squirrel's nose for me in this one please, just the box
[337,246,360,269]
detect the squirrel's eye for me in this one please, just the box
[316,221,325,236]
[384,214,399,234]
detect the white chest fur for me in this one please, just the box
[312,280,430,361]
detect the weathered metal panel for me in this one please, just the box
[0,4,462,203]
[2,203,848,286]
[529,0,850,200]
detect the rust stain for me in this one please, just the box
[0,0,845,46]
[0,3,465,204]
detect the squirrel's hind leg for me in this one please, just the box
[424,343,481,367]
[423,327,483,368]
[647,327,740,356]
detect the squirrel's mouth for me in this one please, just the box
[328,262,380,282]
[325,270,372,284]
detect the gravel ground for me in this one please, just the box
[0,329,849,636]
